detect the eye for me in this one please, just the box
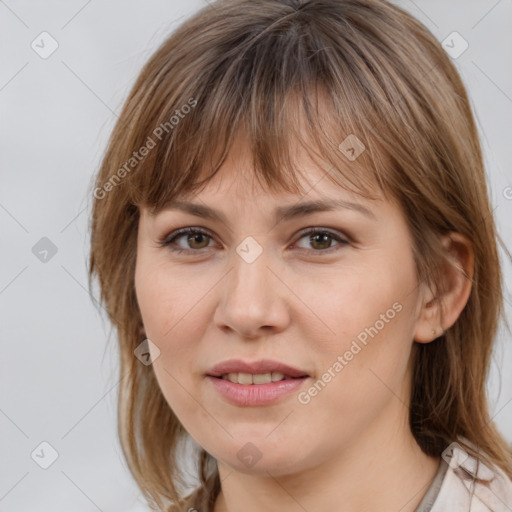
[293,228,349,254]
[160,227,215,254]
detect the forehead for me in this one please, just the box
[145,133,385,229]
[174,131,382,205]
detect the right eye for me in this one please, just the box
[160,227,216,254]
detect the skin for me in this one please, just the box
[134,134,473,512]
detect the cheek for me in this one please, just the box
[135,258,203,342]
[134,257,215,396]
[135,263,171,338]
[307,256,419,412]
[308,256,414,347]
[292,289,417,450]
[135,262,207,422]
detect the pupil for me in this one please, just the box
[312,233,330,249]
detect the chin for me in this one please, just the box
[212,439,305,476]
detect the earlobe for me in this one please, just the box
[413,232,474,344]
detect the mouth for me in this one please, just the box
[206,358,310,406]
[207,358,310,382]
[214,372,306,385]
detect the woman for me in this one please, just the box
[88,0,512,510]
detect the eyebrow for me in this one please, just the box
[159,198,376,224]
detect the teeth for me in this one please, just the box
[221,372,287,384]
[253,373,272,384]
[238,372,253,385]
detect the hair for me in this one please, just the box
[87,0,512,509]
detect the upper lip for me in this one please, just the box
[207,359,309,378]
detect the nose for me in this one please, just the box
[213,245,291,339]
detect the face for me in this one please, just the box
[134,136,427,476]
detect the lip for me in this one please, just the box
[207,359,309,379]
[206,359,310,407]
[206,375,309,406]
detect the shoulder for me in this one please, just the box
[431,442,512,512]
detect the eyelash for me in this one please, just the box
[158,226,350,256]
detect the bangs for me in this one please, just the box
[118,3,400,213]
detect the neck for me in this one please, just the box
[213,407,440,512]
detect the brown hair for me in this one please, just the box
[88,0,512,509]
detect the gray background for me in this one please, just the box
[1,1,511,510]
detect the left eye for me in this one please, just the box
[293,228,349,253]
[160,227,348,254]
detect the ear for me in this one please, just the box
[413,232,474,344]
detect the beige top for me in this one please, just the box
[414,458,449,511]
[414,442,512,512]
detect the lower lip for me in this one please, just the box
[207,376,309,406]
